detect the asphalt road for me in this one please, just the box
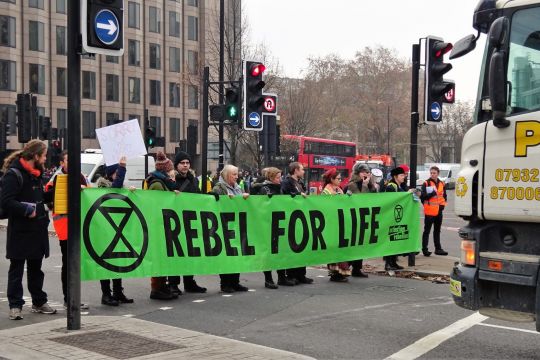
[0,192,538,359]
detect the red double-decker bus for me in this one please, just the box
[281,135,357,194]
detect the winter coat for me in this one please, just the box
[212,177,243,196]
[347,174,377,194]
[385,180,405,193]
[175,171,199,193]
[249,175,266,195]
[97,165,126,189]
[259,181,282,195]
[2,158,52,259]
[280,175,306,195]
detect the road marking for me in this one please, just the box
[478,323,540,335]
[385,312,487,360]
[317,275,325,278]
[248,289,256,292]
[159,307,173,310]
[122,314,135,318]
[442,226,460,232]
[222,294,233,297]
[192,300,205,303]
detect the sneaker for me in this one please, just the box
[9,307,23,320]
[31,303,57,315]
[434,249,448,256]
[63,303,90,310]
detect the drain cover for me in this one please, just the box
[50,330,183,359]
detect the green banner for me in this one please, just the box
[81,189,420,280]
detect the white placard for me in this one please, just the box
[95,119,147,166]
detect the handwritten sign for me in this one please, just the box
[96,119,147,166]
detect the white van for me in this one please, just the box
[423,163,460,189]
[81,149,155,189]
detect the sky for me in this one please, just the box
[244,0,486,102]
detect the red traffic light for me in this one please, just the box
[434,42,453,58]
[52,140,61,148]
[250,63,266,77]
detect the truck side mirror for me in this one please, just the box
[450,34,477,60]
[488,17,511,128]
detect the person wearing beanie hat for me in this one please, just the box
[174,151,191,169]
[398,164,410,191]
[383,167,407,271]
[352,162,370,175]
[145,152,179,300]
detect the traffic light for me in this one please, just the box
[81,0,124,56]
[145,126,157,149]
[39,116,51,140]
[0,120,7,152]
[425,36,453,123]
[243,61,266,131]
[16,93,33,143]
[187,124,198,156]
[224,86,240,122]
[51,139,62,165]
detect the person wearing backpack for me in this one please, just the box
[1,140,56,320]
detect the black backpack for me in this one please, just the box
[0,168,23,219]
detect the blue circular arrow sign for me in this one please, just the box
[94,9,120,45]
[248,112,261,127]
[430,102,442,121]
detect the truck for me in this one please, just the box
[449,0,540,330]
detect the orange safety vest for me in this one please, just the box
[423,179,446,216]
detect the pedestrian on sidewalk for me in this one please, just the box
[258,167,295,289]
[170,151,207,295]
[383,167,407,271]
[96,156,134,306]
[322,168,351,282]
[281,162,313,285]
[420,166,449,257]
[212,164,250,293]
[2,140,56,320]
[45,151,89,310]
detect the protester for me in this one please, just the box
[420,166,449,257]
[96,156,134,306]
[383,167,407,271]
[281,162,313,285]
[346,163,377,278]
[249,167,269,195]
[172,151,207,294]
[2,140,56,320]
[212,164,250,293]
[398,164,411,191]
[321,168,351,282]
[45,151,89,309]
[259,167,295,288]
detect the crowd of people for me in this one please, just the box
[0,140,448,320]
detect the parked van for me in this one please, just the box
[423,163,460,189]
[81,149,155,188]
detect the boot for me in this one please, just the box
[422,249,432,257]
[101,293,119,306]
[329,274,348,282]
[264,280,278,289]
[169,284,183,296]
[184,281,207,293]
[392,259,404,270]
[150,286,177,300]
[113,288,134,304]
[277,276,295,286]
[434,248,448,256]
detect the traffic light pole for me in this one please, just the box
[218,0,225,173]
[67,0,81,330]
[144,109,149,177]
[201,67,209,194]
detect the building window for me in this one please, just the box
[106,74,119,102]
[56,26,66,55]
[187,16,198,41]
[82,71,96,99]
[128,2,140,29]
[56,0,66,14]
[128,77,140,104]
[188,85,198,109]
[29,21,44,52]
[149,116,161,136]
[57,67,67,97]
[128,114,140,123]
[169,47,180,73]
[0,104,16,135]
[106,112,120,126]
[149,80,161,106]
[0,0,16,3]
[169,11,180,37]
[187,50,198,75]
[149,6,161,33]
[0,16,15,47]
[128,39,140,66]
[106,55,119,63]
[82,111,96,139]
[169,83,180,108]
[169,118,181,142]
[29,63,45,94]
[187,0,198,7]
[0,60,16,91]
[29,0,43,9]
[57,108,67,129]
[149,43,161,70]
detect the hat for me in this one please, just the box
[399,164,410,173]
[353,162,370,174]
[323,168,337,181]
[155,151,174,173]
[174,151,191,168]
[105,164,119,178]
[390,167,405,177]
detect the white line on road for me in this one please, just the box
[442,226,460,232]
[159,307,173,310]
[477,323,540,335]
[122,314,135,318]
[385,312,487,360]
[222,294,233,297]
[192,300,206,303]
[248,289,256,292]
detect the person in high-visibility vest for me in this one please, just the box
[420,166,448,257]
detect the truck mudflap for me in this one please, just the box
[450,264,479,311]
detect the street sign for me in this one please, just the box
[81,0,124,56]
[248,112,262,129]
[263,96,276,113]
[430,102,442,122]
[443,80,456,104]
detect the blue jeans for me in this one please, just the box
[8,258,48,309]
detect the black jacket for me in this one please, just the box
[259,181,282,195]
[281,175,306,195]
[2,158,52,259]
[175,171,199,193]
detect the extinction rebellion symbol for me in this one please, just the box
[394,205,403,223]
[83,193,149,273]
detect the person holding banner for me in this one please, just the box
[281,162,313,285]
[212,164,250,293]
[383,167,407,271]
[96,156,134,306]
[259,167,295,289]
[322,168,352,282]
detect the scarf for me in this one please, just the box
[150,171,177,191]
[19,158,41,178]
